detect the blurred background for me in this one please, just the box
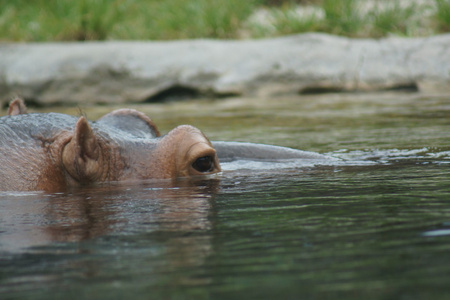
[0,0,448,42]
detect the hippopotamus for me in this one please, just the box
[1,99,328,191]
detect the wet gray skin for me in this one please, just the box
[0,106,332,191]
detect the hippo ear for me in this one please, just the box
[62,117,103,183]
[8,98,27,116]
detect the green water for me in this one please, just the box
[1,93,450,299]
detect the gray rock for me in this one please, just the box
[0,33,449,105]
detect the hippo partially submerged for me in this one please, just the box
[1,99,328,191]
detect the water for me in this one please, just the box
[1,93,450,299]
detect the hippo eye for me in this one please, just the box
[192,156,214,173]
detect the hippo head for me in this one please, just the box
[4,99,220,191]
[147,124,221,178]
[60,109,221,186]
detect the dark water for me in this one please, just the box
[1,93,450,299]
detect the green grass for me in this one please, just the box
[0,0,259,41]
[321,0,364,36]
[0,0,448,42]
[369,1,417,37]
[435,0,450,32]
[0,0,126,41]
[250,0,448,38]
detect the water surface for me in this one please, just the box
[1,93,450,299]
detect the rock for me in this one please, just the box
[0,33,449,106]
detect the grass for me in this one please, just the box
[0,0,259,41]
[251,0,448,38]
[435,0,450,32]
[0,0,448,42]
[0,0,125,41]
[369,1,418,37]
[321,0,364,36]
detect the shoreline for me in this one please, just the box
[1,33,449,106]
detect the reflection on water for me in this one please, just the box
[1,93,450,299]
[0,179,220,298]
[0,178,219,249]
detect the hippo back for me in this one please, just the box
[0,113,78,146]
[211,141,331,162]
[0,113,79,191]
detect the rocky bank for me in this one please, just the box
[0,33,449,106]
